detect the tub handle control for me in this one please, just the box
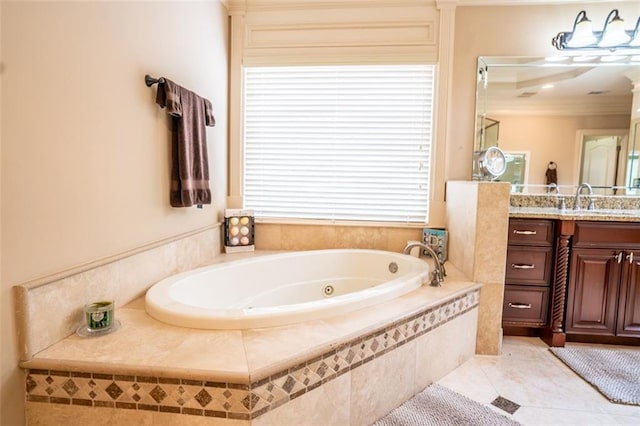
[508,302,532,309]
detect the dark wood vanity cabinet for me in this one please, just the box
[566,248,621,335]
[566,222,640,340]
[503,219,555,330]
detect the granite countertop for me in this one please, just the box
[509,193,640,222]
[509,206,640,222]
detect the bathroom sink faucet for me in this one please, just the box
[573,182,595,210]
[402,242,446,287]
[546,182,558,194]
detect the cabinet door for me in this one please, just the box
[566,248,621,336]
[617,251,640,337]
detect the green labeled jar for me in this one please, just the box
[84,300,114,331]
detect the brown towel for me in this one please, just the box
[156,79,215,207]
[546,162,558,186]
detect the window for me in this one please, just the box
[243,64,435,224]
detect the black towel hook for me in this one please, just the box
[145,74,165,87]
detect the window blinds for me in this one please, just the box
[243,64,435,224]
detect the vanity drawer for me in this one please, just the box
[505,246,554,285]
[574,221,640,248]
[503,285,549,326]
[508,219,555,246]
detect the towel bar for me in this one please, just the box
[145,74,165,87]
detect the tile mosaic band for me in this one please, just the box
[25,289,479,420]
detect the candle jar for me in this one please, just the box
[84,300,114,332]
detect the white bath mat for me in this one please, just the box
[550,346,640,406]
[372,384,521,426]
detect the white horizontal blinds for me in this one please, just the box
[244,65,434,223]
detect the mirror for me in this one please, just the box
[475,56,640,195]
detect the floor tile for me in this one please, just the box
[437,336,640,425]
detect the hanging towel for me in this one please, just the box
[546,161,558,186]
[155,78,215,207]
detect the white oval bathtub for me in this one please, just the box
[145,249,431,330]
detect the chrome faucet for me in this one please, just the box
[573,182,595,210]
[402,242,446,287]
[546,182,558,194]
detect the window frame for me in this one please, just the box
[241,63,438,227]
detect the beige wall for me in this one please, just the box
[448,2,638,182]
[3,1,637,424]
[0,2,228,424]
[496,114,631,186]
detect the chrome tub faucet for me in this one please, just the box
[402,242,446,287]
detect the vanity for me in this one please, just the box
[507,195,640,347]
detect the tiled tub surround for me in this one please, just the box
[22,266,480,425]
[14,225,222,361]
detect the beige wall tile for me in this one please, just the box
[255,224,423,254]
[414,308,478,393]
[26,402,249,426]
[350,341,417,426]
[446,181,509,356]
[280,225,337,250]
[25,263,119,357]
[253,373,350,426]
[254,224,282,250]
[473,183,510,284]
[476,282,504,355]
[117,243,178,306]
[445,181,479,279]
[386,228,424,253]
[334,226,388,249]
[154,412,249,426]
[174,228,221,273]
[26,402,153,426]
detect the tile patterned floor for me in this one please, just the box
[437,336,640,425]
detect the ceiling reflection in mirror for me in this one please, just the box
[474,55,640,195]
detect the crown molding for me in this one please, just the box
[227,0,436,13]
[457,0,637,5]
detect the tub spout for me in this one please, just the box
[402,242,446,287]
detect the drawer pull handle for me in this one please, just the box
[511,263,535,269]
[508,303,532,309]
[513,230,537,235]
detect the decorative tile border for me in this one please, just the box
[25,289,479,420]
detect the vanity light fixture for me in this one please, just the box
[553,9,640,51]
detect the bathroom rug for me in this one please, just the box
[373,383,521,426]
[550,346,640,406]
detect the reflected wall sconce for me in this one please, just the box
[552,9,640,50]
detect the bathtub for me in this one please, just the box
[145,249,431,330]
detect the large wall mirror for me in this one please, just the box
[475,56,640,195]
